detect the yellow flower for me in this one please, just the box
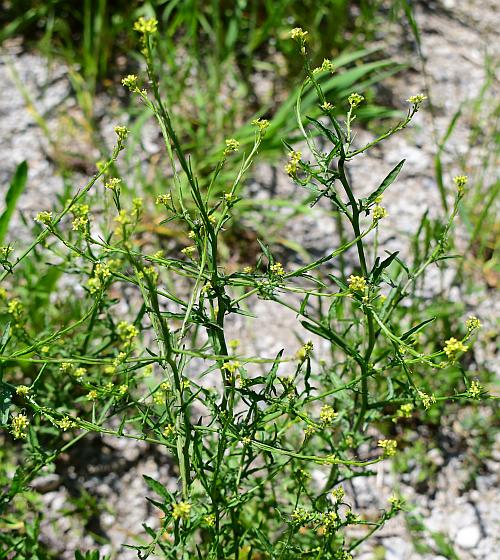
[467,380,483,400]
[443,337,468,360]
[372,205,388,221]
[117,321,138,341]
[163,424,175,438]
[465,316,481,331]
[104,178,121,191]
[172,501,191,521]
[118,384,128,396]
[133,16,158,34]
[270,262,285,276]
[181,245,196,258]
[393,403,413,422]
[320,404,338,425]
[35,211,52,225]
[58,416,74,431]
[453,175,468,195]
[417,390,436,410]
[348,93,364,108]
[378,439,397,457]
[224,138,240,155]
[290,28,308,41]
[7,299,23,319]
[122,74,138,90]
[296,341,313,361]
[11,414,29,439]
[222,361,240,375]
[204,514,215,527]
[114,126,129,141]
[15,385,30,397]
[156,193,172,205]
[86,390,98,401]
[407,93,427,105]
[285,150,302,176]
[251,118,270,134]
[347,275,367,292]
[331,486,344,502]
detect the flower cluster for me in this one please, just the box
[172,501,191,521]
[251,118,270,134]
[453,175,468,196]
[320,404,338,425]
[269,262,285,277]
[87,262,111,294]
[443,337,468,360]
[58,416,75,431]
[347,275,367,292]
[114,126,129,146]
[105,177,121,191]
[296,341,313,361]
[372,204,388,221]
[467,380,483,400]
[285,150,302,176]
[291,507,315,526]
[222,361,241,378]
[378,439,397,457]
[122,74,138,90]
[224,138,240,155]
[117,321,139,343]
[393,403,413,422]
[35,211,53,225]
[71,203,90,233]
[133,17,158,35]
[313,58,334,74]
[181,245,196,258]
[7,299,23,321]
[348,93,364,108]
[407,93,427,106]
[156,193,172,205]
[290,27,308,42]
[417,390,436,410]
[15,385,30,397]
[331,486,345,502]
[465,316,481,331]
[11,413,29,439]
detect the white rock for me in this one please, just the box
[454,525,481,549]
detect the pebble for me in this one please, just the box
[454,525,481,549]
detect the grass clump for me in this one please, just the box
[0,20,492,560]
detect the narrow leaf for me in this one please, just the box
[401,318,436,341]
[365,159,405,207]
[0,161,28,244]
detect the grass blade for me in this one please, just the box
[0,161,28,244]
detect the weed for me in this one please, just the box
[0,19,493,560]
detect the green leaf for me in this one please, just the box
[143,475,173,501]
[401,318,436,341]
[371,251,399,282]
[0,161,28,244]
[365,159,405,207]
[265,349,284,397]
[0,382,12,426]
